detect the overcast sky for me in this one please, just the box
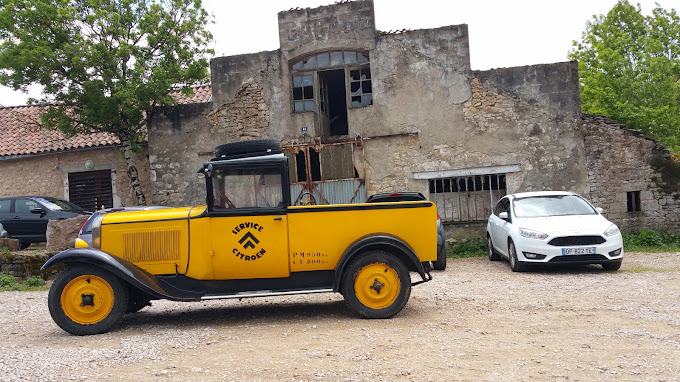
[1,0,677,107]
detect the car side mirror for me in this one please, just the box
[30,207,46,216]
[498,212,509,220]
[595,207,604,214]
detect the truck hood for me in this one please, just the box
[515,214,613,236]
[102,205,207,225]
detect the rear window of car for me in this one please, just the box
[0,200,10,213]
[513,195,596,218]
[38,197,84,212]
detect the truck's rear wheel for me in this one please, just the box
[342,251,411,319]
[48,265,128,335]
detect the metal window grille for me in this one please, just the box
[68,170,113,211]
[429,174,507,222]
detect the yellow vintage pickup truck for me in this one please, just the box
[42,139,437,335]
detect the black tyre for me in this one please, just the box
[126,287,151,314]
[433,245,447,270]
[602,259,622,271]
[342,251,411,319]
[214,139,282,159]
[48,265,128,335]
[508,241,527,272]
[487,235,501,261]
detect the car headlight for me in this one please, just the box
[604,224,620,237]
[519,228,548,240]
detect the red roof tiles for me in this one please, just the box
[0,85,212,157]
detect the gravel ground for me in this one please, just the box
[1,251,679,382]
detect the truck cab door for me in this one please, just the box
[206,161,291,280]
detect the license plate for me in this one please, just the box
[562,247,596,255]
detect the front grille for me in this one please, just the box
[548,254,609,263]
[548,236,605,246]
[124,229,180,263]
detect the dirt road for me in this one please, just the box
[1,251,679,381]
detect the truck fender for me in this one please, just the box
[41,248,184,301]
[333,235,428,291]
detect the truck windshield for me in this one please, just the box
[212,167,284,210]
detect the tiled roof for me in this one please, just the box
[0,105,119,157]
[172,84,212,104]
[0,85,212,157]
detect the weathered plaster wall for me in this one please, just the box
[583,114,680,232]
[0,147,151,207]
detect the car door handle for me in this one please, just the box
[273,217,283,221]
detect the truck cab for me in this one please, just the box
[43,139,437,335]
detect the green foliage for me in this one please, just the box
[569,1,680,153]
[0,273,48,291]
[623,229,680,252]
[1,246,10,256]
[448,236,487,258]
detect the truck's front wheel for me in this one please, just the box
[48,265,128,335]
[342,251,411,319]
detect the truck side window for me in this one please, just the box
[212,167,284,210]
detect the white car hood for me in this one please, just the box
[515,214,612,236]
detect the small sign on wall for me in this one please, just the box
[301,126,307,134]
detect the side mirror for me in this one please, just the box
[595,207,604,214]
[498,211,509,220]
[30,207,46,216]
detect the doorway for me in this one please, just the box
[318,69,348,136]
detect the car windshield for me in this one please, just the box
[512,195,596,218]
[36,197,83,212]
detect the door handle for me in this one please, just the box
[273,217,283,221]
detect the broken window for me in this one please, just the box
[429,174,507,222]
[350,68,372,108]
[292,74,314,112]
[68,170,113,211]
[627,191,641,212]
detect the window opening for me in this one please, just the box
[627,191,641,212]
[319,69,348,136]
[350,67,372,108]
[429,174,507,222]
[68,170,113,211]
[309,148,321,181]
[292,74,314,112]
[296,151,307,182]
[212,167,283,210]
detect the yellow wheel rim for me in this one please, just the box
[61,275,115,325]
[354,262,401,310]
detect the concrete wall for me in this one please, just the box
[583,114,680,232]
[0,146,151,207]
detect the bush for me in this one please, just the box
[0,273,21,291]
[449,236,487,258]
[623,230,680,252]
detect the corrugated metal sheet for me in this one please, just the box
[124,229,180,263]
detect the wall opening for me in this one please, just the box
[319,69,348,136]
[627,191,641,212]
[68,170,113,210]
[429,174,507,222]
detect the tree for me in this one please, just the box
[569,0,680,152]
[0,0,213,205]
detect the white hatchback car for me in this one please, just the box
[486,191,623,272]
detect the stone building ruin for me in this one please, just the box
[2,0,676,238]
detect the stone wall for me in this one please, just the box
[0,146,151,207]
[147,102,214,206]
[583,114,680,232]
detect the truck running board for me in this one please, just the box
[201,288,334,300]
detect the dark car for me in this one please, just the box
[0,196,90,248]
[367,192,447,270]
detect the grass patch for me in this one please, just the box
[448,236,487,259]
[623,230,680,252]
[0,274,48,292]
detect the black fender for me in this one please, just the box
[333,234,430,291]
[41,248,197,301]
